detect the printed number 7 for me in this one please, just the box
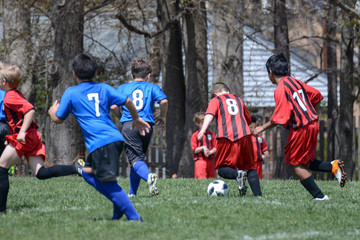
[87,93,101,117]
[292,89,307,112]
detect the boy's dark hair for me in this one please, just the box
[72,53,97,80]
[131,58,152,79]
[211,82,230,97]
[266,53,288,76]
[193,112,205,124]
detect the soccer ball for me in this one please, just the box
[207,180,229,196]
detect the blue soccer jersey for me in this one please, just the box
[0,90,6,120]
[117,81,167,125]
[56,81,127,153]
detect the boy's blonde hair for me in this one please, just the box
[193,112,205,124]
[0,62,21,88]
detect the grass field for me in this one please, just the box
[0,176,359,240]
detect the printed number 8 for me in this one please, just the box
[132,89,144,110]
[225,99,239,115]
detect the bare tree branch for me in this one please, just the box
[330,0,360,17]
[115,7,188,38]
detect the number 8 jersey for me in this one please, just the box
[205,93,252,142]
[271,76,323,129]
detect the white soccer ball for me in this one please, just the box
[207,180,229,196]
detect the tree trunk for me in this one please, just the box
[46,0,85,165]
[179,1,209,177]
[157,0,186,177]
[2,0,34,102]
[272,0,295,179]
[325,3,339,164]
[339,0,356,178]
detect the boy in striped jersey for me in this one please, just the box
[197,82,262,197]
[191,112,216,179]
[253,53,347,200]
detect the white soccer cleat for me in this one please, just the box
[236,170,247,197]
[147,173,159,196]
[314,195,330,201]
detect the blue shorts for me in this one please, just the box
[85,141,123,181]
[121,121,153,166]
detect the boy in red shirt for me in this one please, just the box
[253,53,347,200]
[198,82,262,197]
[191,112,216,179]
[0,63,78,214]
[249,116,269,179]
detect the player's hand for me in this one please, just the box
[132,117,150,136]
[17,131,26,143]
[197,130,205,141]
[48,100,60,116]
[155,115,166,127]
[204,147,210,157]
[252,126,263,136]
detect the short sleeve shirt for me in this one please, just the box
[271,76,323,129]
[56,81,126,153]
[117,81,167,125]
[191,130,217,161]
[206,93,252,142]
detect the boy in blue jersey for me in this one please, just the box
[0,90,10,155]
[112,58,168,196]
[49,53,150,221]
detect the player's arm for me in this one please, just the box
[124,97,150,136]
[252,121,276,135]
[197,114,214,140]
[110,104,122,119]
[17,109,35,143]
[48,100,64,124]
[155,99,168,127]
[194,146,208,154]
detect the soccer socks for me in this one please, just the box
[247,169,262,197]
[0,167,9,213]
[217,166,238,179]
[300,176,324,199]
[36,165,77,180]
[82,171,123,220]
[133,161,151,181]
[129,166,141,195]
[101,180,141,221]
[309,159,332,172]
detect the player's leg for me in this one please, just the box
[247,169,262,197]
[128,166,141,197]
[194,159,207,179]
[293,164,328,200]
[0,144,21,214]
[29,156,77,180]
[309,159,347,187]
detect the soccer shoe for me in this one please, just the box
[314,195,330,201]
[331,160,347,187]
[0,210,6,215]
[74,158,85,176]
[128,194,136,198]
[147,173,159,196]
[236,170,247,197]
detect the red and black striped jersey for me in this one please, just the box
[4,89,38,134]
[252,135,268,162]
[271,76,323,129]
[191,130,217,161]
[206,93,251,142]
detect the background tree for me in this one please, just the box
[46,0,85,165]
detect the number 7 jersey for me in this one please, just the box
[205,93,252,142]
[271,76,323,129]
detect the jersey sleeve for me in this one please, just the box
[191,131,199,152]
[108,84,127,106]
[205,98,219,117]
[5,91,34,115]
[304,83,323,107]
[152,84,167,103]
[56,89,72,120]
[271,84,292,126]
[243,103,251,125]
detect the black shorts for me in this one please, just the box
[0,119,10,155]
[85,141,123,181]
[122,121,153,166]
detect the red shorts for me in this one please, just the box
[215,136,255,170]
[5,128,46,161]
[254,161,262,179]
[194,158,215,179]
[284,120,318,166]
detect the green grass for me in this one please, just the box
[1,176,359,240]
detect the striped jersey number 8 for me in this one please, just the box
[292,89,308,112]
[132,89,144,110]
[225,99,239,115]
[87,93,101,117]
